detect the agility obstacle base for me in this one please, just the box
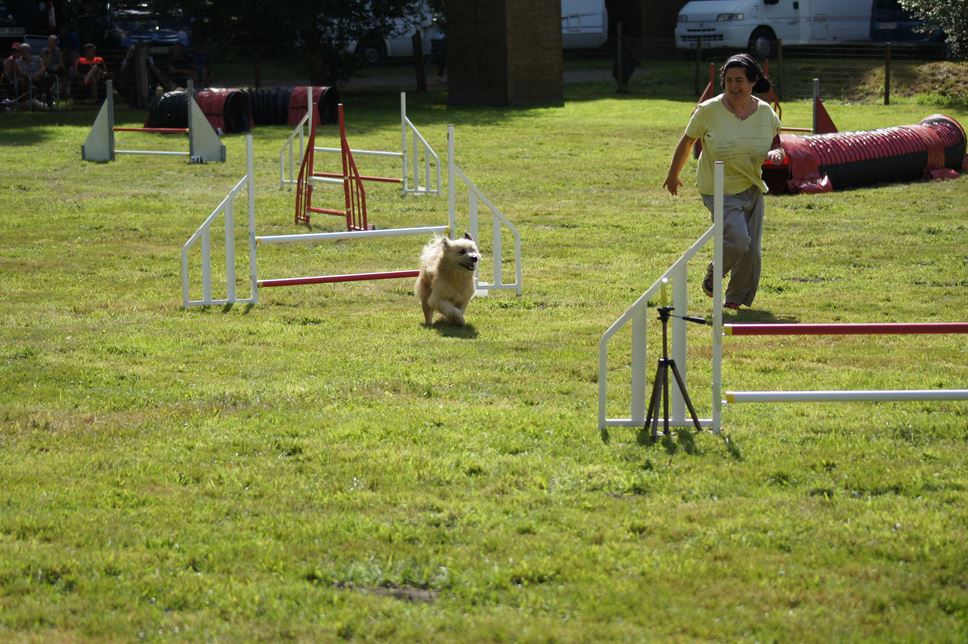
[598,162,967,434]
[279,91,439,199]
[82,81,226,164]
[182,132,521,307]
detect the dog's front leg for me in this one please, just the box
[436,299,465,326]
[421,299,434,326]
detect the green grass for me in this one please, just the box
[1,81,966,641]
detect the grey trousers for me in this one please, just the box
[701,186,764,307]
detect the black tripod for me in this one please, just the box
[643,306,706,441]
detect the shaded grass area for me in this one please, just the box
[0,87,966,640]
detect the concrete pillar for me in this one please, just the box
[447,0,562,107]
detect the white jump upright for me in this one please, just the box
[598,164,724,432]
[82,80,225,164]
[599,159,966,435]
[279,91,439,195]
[447,125,523,297]
[182,135,257,307]
[185,126,521,305]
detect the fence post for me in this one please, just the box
[776,39,783,101]
[694,38,703,96]
[884,44,892,106]
[413,31,427,92]
[615,22,627,94]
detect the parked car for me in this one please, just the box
[561,0,608,50]
[676,0,873,58]
[107,2,190,48]
[870,0,944,43]
[351,0,608,64]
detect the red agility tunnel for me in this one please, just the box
[195,89,252,133]
[764,114,967,194]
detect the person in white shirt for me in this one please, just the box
[664,53,781,309]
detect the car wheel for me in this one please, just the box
[748,28,776,59]
[358,40,386,65]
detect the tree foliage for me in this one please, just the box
[898,0,968,58]
[62,0,425,84]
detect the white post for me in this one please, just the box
[224,201,236,302]
[201,228,212,304]
[491,214,503,286]
[711,162,724,433]
[401,92,408,192]
[671,262,688,422]
[630,305,647,423]
[468,192,479,242]
[245,134,259,304]
[447,125,456,237]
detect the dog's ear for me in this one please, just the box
[463,232,473,241]
[440,236,450,248]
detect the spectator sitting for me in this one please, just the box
[15,43,53,108]
[2,43,20,92]
[41,34,67,100]
[165,42,194,88]
[73,42,108,101]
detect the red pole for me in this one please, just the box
[725,323,968,336]
[259,270,420,288]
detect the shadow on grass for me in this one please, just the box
[430,321,479,339]
[727,307,799,323]
[636,427,700,454]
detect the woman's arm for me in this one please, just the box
[663,133,697,196]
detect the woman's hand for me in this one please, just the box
[663,174,683,196]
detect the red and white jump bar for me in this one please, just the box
[725,322,968,336]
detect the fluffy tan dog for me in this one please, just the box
[415,234,480,326]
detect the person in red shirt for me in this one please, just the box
[72,42,107,100]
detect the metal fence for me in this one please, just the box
[616,37,953,104]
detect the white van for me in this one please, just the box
[354,0,609,63]
[562,0,608,50]
[675,0,872,58]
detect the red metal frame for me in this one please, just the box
[114,127,189,134]
[259,270,419,288]
[726,323,968,336]
[294,103,369,230]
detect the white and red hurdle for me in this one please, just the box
[279,91,438,199]
[182,133,521,307]
[82,80,225,164]
[599,162,967,434]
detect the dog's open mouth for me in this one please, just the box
[460,261,477,271]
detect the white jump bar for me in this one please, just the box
[726,390,968,403]
[116,149,190,156]
[256,225,449,244]
[310,175,344,184]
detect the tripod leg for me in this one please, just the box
[642,362,664,442]
[669,360,704,432]
[662,360,671,436]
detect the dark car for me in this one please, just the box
[108,2,190,48]
[870,0,944,43]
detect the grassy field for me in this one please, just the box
[1,73,966,641]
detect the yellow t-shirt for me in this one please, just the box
[685,95,781,195]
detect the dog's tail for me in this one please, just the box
[419,235,446,268]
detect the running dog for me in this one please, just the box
[415,234,480,326]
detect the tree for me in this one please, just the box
[121,0,424,85]
[898,0,968,58]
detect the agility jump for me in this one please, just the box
[598,162,967,434]
[280,91,439,199]
[182,133,521,307]
[82,80,225,164]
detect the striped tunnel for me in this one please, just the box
[763,114,968,194]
